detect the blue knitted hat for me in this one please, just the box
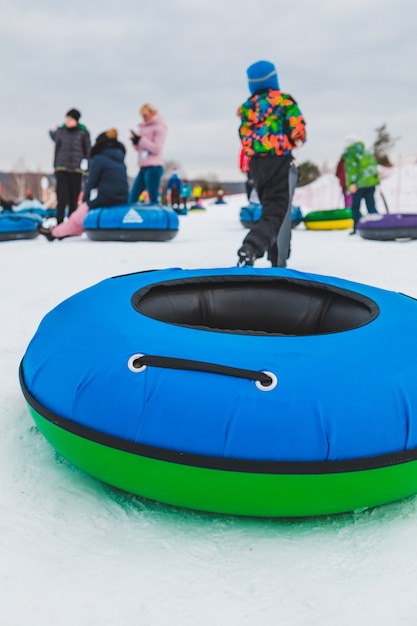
[247,60,279,95]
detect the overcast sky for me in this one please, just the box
[1,0,416,181]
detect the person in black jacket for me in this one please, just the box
[49,108,91,223]
[38,129,128,241]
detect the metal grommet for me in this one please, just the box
[128,353,147,372]
[255,371,278,391]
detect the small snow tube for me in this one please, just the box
[0,212,41,241]
[83,204,179,242]
[19,267,417,517]
[240,204,304,230]
[304,208,353,230]
[358,213,417,241]
[240,202,262,228]
[291,206,303,227]
[189,203,206,212]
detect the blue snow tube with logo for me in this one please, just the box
[83,203,179,242]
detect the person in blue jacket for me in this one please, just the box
[181,179,192,210]
[166,169,183,210]
[37,129,128,240]
[82,128,129,208]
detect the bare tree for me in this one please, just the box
[12,157,27,200]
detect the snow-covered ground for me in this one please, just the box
[1,166,417,625]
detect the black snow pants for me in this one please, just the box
[55,171,82,224]
[242,154,291,257]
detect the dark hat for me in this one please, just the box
[247,60,279,95]
[95,128,118,144]
[66,108,81,122]
[90,128,122,157]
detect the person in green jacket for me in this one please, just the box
[342,137,380,234]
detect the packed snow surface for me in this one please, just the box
[1,167,417,625]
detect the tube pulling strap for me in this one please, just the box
[131,354,273,386]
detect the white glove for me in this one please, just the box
[80,158,89,171]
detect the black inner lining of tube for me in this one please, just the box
[131,276,380,336]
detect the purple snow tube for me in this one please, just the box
[358,213,417,241]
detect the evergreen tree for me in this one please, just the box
[297,161,321,187]
[373,123,399,166]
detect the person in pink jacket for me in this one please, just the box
[129,103,168,204]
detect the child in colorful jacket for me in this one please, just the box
[342,139,380,234]
[237,60,306,266]
[239,147,254,201]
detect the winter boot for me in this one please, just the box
[37,224,55,241]
[237,243,257,267]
